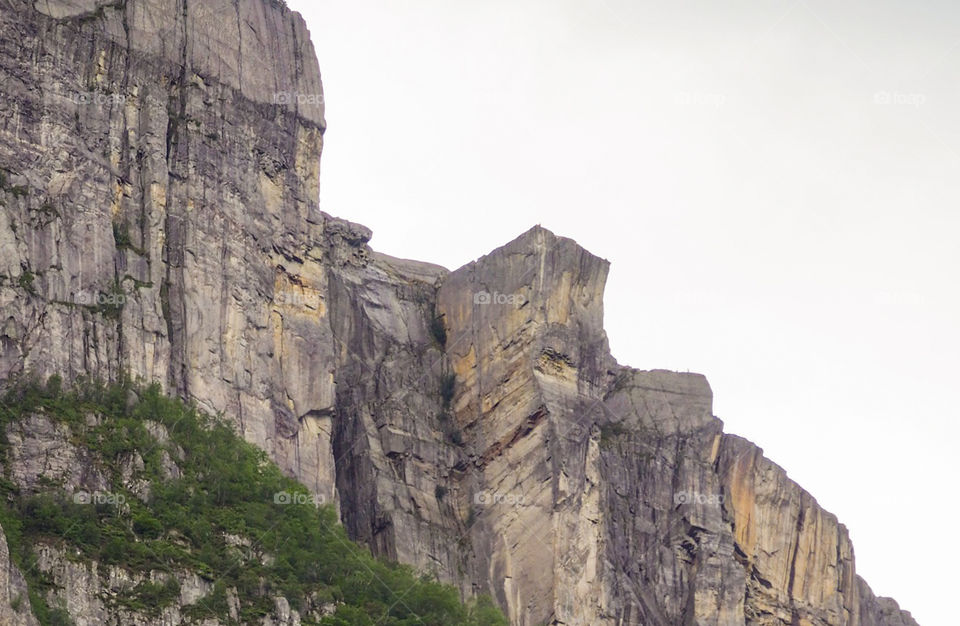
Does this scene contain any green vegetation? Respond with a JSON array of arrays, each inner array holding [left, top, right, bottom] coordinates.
[[440, 373, 456, 407], [29, 203, 60, 229], [429, 313, 447, 347], [0, 376, 507, 625], [447, 429, 464, 447], [94, 280, 126, 320], [437, 375, 465, 447], [112, 219, 147, 256], [112, 220, 132, 249], [122, 274, 153, 291], [76, 3, 121, 24], [0, 169, 29, 198], [599, 421, 630, 447], [17, 270, 37, 295]]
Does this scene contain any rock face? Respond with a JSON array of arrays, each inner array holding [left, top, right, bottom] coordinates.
[[0, 1, 918, 625], [0, 411, 323, 625], [433, 233, 917, 626], [0, 0, 336, 507], [0, 523, 38, 626]]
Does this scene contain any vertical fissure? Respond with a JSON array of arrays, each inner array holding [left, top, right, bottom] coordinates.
[[161, 0, 191, 396]]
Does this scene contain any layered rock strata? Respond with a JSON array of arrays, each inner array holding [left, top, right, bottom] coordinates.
[[0, 1, 918, 624]]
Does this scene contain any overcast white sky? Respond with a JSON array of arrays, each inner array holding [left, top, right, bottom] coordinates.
[[290, 1, 957, 623]]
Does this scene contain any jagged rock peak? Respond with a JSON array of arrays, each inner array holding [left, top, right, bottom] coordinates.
[[0, 1, 920, 624]]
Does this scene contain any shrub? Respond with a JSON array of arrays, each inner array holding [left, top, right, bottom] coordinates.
[[123, 578, 181, 613], [0, 378, 508, 625], [599, 421, 630, 447], [429, 313, 447, 346], [440, 373, 456, 407], [17, 270, 36, 295], [112, 220, 131, 249]]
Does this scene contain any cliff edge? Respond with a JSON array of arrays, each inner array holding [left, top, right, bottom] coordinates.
[[0, 1, 917, 624]]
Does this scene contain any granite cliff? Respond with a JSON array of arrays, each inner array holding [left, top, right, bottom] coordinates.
[[0, 0, 918, 624]]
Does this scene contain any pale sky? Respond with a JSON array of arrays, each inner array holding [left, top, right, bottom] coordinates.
[[289, 1, 958, 623]]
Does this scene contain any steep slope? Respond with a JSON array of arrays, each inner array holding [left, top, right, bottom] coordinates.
[[0, 0, 336, 504], [0, 379, 507, 625], [0, 1, 918, 624], [433, 229, 917, 626]]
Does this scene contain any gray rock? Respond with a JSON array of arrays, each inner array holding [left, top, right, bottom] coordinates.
[[0, 523, 39, 626], [6, 414, 110, 495], [0, 1, 918, 625]]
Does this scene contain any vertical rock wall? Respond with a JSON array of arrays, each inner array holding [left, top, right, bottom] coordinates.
[[0, 0, 336, 503], [0, 523, 38, 626], [436, 226, 616, 623], [0, 2, 919, 624], [434, 228, 916, 626]]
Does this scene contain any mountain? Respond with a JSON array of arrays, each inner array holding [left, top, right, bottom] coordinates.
[[0, 0, 917, 624]]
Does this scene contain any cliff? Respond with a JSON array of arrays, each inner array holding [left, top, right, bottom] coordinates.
[[0, 0, 918, 624]]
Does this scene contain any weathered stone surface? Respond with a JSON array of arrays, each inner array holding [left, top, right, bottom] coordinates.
[[0, 408, 323, 626], [856, 577, 919, 626], [6, 413, 110, 495], [326, 223, 461, 580], [31, 0, 326, 127], [0, 1, 918, 625], [0, 523, 38, 626], [434, 226, 617, 624], [0, 0, 335, 508], [33, 540, 307, 626]]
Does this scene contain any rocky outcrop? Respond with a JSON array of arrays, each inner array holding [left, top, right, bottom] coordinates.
[[0, 523, 38, 626], [25, 531, 306, 626], [0, 410, 331, 625], [0, 0, 918, 624], [432, 230, 918, 626], [0, 0, 336, 507], [435, 226, 616, 622], [856, 577, 918, 626]]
